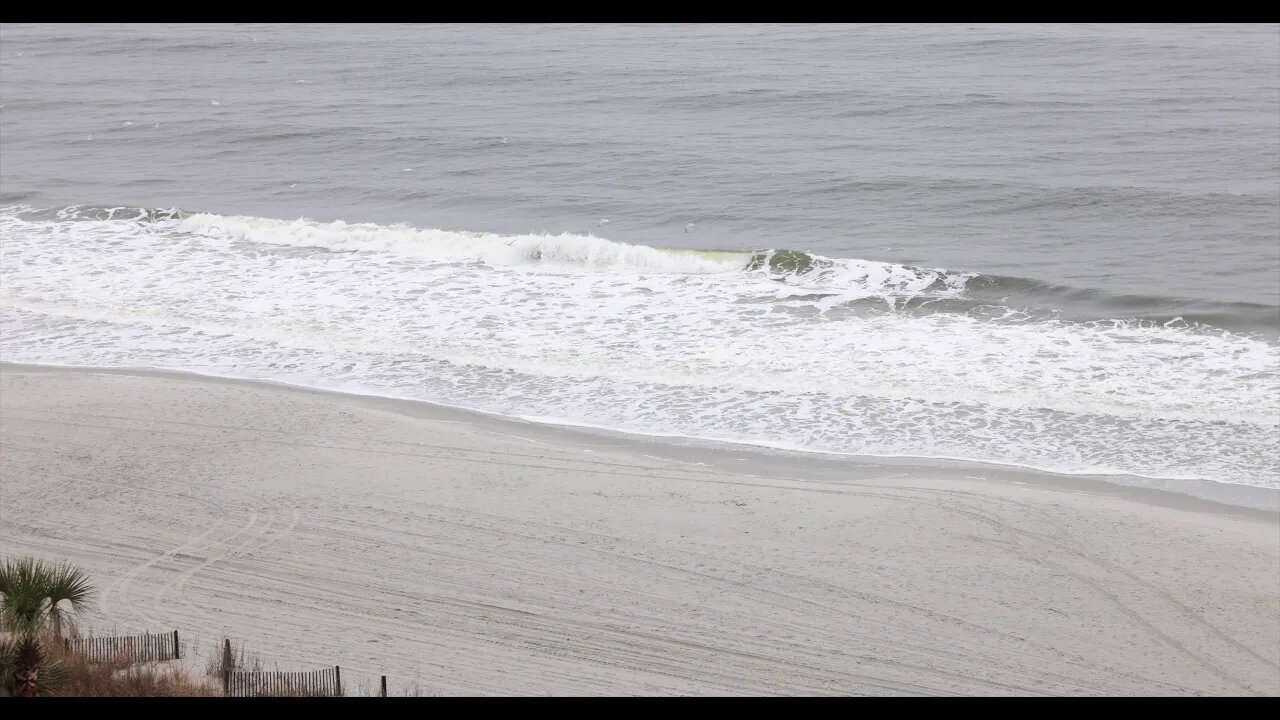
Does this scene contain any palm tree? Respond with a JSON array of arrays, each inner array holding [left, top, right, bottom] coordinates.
[[0, 557, 93, 697]]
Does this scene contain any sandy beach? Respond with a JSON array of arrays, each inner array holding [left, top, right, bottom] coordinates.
[[0, 364, 1276, 696]]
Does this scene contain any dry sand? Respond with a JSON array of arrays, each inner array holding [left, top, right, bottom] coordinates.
[[1, 365, 1276, 696]]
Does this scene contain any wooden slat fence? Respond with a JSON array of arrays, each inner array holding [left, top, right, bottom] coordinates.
[[224, 666, 343, 697], [64, 630, 181, 663]]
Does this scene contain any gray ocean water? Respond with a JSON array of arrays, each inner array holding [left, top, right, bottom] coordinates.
[[2, 24, 1278, 499]]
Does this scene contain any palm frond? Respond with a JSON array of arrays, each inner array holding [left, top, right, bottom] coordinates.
[[0, 635, 17, 696], [44, 563, 94, 635], [34, 651, 67, 697], [0, 557, 94, 638], [0, 574, 49, 637], [44, 563, 93, 610]]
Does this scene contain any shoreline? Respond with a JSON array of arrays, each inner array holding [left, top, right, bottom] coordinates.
[[2, 364, 1277, 695], [4, 361, 1276, 516]]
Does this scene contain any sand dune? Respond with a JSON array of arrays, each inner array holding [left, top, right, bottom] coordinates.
[[1, 366, 1276, 696]]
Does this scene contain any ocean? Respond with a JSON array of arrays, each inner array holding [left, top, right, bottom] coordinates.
[[1, 23, 1277, 497]]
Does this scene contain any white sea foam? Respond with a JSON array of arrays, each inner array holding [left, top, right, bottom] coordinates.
[[2, 205, 1277, 488]]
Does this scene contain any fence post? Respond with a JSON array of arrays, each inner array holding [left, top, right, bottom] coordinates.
[[334, 666, 342, 697], [173, 630, 180, 660], [381, 675, 387, 697], [222, 639, 232, 696]]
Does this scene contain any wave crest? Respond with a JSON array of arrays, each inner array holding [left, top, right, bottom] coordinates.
[[171, 210, 975, 296]]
